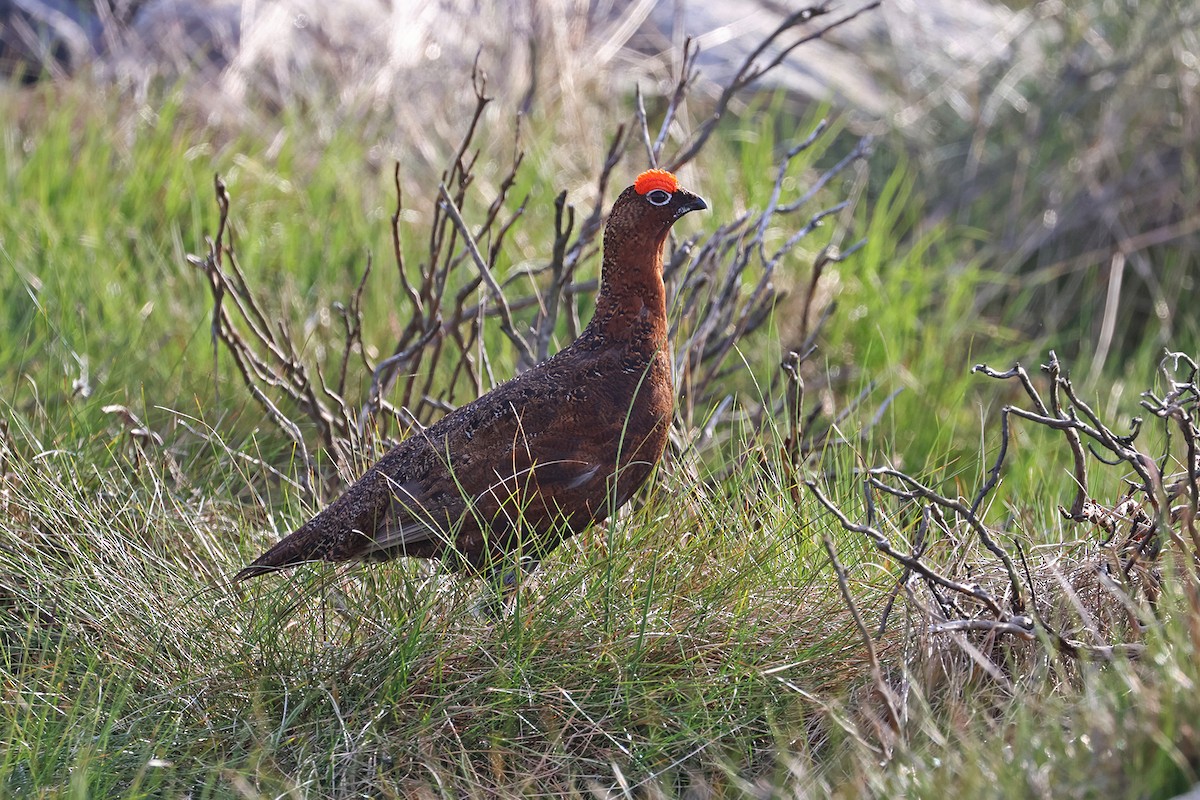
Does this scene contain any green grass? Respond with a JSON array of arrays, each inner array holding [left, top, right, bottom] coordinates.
[[2, 64, 1199, 798]]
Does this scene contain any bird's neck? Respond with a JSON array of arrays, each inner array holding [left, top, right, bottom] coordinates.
[[589, 235, 668, 347]]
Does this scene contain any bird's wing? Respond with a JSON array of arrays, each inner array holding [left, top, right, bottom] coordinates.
[[362, 384, 616, 555], [364, 473, 464, 555]]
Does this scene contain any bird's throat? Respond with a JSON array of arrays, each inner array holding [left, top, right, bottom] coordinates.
[[591, 245, 668, 346]]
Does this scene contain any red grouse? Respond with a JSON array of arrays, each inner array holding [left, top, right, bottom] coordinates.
[[234, 169, 706, 582]]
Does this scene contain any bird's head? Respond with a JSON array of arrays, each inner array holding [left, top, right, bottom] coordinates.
[[592, 169, 707, 332], [606, 169, 708, 247]]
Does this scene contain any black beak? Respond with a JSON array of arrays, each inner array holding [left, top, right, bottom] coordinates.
[[674, 192, 708, 218]]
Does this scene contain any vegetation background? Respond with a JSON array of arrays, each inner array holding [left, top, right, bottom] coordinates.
[[1, 0, 1198, 797]]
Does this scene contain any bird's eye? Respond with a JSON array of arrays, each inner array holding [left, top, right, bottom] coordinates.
[[645, 189, 672, 206]]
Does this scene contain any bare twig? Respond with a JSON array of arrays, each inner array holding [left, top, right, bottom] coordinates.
[[437, 183, 535, 367], [805, 479, 1009, 618], [823, 532, 902, 743], [666, 2, 883, 172]]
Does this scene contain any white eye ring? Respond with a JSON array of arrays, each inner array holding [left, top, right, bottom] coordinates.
[[645, 189, 672, 206]]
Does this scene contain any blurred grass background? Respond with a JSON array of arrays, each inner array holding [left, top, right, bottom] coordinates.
[[1, 0, 1198, 797]]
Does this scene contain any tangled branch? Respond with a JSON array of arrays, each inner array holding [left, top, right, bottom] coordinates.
[[810, 350, 1200, 681]]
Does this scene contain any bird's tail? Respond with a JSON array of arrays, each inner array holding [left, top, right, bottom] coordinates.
[[233, 520, 328, 582]]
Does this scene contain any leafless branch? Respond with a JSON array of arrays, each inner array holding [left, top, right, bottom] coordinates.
[[666, 2, 883, 172], [809, 350, 1198, 685]]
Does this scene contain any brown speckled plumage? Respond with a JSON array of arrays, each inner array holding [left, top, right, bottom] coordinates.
[[234, 171, 707, 581]]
